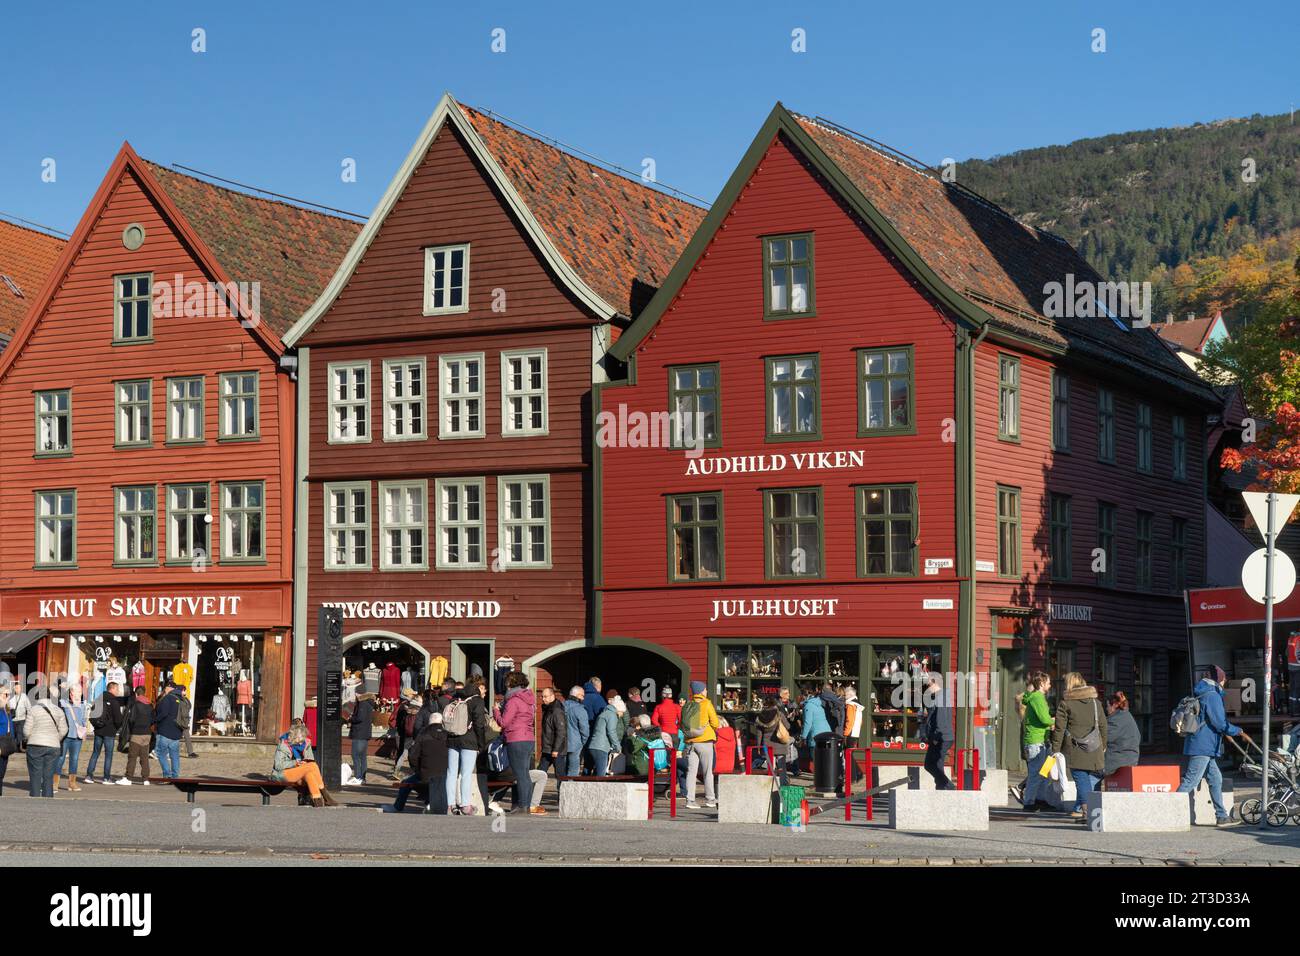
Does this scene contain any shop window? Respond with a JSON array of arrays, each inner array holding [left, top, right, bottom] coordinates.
[[379, 480, 427, 570], [1136, 402, 1153, 474], [115, 379, 152, 447], [997, 355, 1020, 441], [439, 353, 484, 438], [166, 376, 204, 443], [997, 485, 1021, 577], [667, 492, 722, 581], [866, 643, 943, 751], [765, 355, 819, 440], [1133, 654, 1154, 744], [1051, 370, 1069, 451], [192, 632, 261, 738], [717, 643, 784, 714], [219, 371, 259, 440], [167, 483, 209, 563], [35, 389, 71, 456], [115, 485, 157, 565], [384, 357, 426, 441], [1136, 510, 1154, 589], [668, 363, 720, 449], [763, 233, 814, 317], [1097, 387, 1115, 463], [1172, 415, 1187, 480], [221, 481, 264, 563], [856, 484, 916, 576], [858, 347, 913, 435], [1094, 647, 1118, 701], [1045, 643, 1075, 710], [1050, 493, 1072, 582], [325, 482, 370, 569], [1170, 516, 1187, 592], [35, 489, 76, 567], [501, 349, 547, 436], [423, 243, 469, 315], [328, 362, 369, 443], [114, 273, 152, 342], [498, 475, 550, 568], [764, 486, 822, 579], [435, 477, 485, 570], [1096, 502, 1116, 586]]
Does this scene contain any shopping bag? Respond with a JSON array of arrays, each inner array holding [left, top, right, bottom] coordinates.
[[1038, 753, 1056, 778]]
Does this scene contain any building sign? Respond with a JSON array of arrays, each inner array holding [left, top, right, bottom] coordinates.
[[685, 449, 865, 477], [975, 560, 996, 573], [710, 598, 840, 622], [923, 599, 954, 610], [38, 595, 245, 619], [322, 599, 501, 621], [1045, 603, 1093, 622], [1186, 585, 1300, 627], [2, 587, 287, 628]]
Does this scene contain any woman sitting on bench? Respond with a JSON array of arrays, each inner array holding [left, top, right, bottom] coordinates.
[[272, 723, 337, 808]]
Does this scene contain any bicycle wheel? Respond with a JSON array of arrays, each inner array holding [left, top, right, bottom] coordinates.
[[1266, 801, 1290, 827], [1240, 798, 1262, 824]]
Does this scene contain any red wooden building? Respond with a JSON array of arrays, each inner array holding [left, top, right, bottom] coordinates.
[[0, 145, 358, 739], [284, 95, 703, 712], [597, 105, 1220, 768]]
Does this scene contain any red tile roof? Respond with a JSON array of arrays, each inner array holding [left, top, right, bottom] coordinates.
[[0, 219, 66, 339], [1154, 315, 1221, 353], [794, 116, 1212, 397], [458, 104, 707, 319], [146, 163, 362, 338]]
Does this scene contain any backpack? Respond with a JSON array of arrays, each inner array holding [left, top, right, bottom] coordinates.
[[1170, 694, 1203, 737], [1068, 699, 1103, 753], [442, 698, 471, 737], [487, 734, 509, 772], [680, 699, 704, 738]]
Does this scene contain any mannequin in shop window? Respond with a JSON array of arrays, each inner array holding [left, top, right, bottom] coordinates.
[[236, 669, 253, 735], [363, 663, 381, 697], [211, 687, 231, 725], [105, 657, 126, 692], [130, 662, 146, 694], [380, 662, 401, 700]]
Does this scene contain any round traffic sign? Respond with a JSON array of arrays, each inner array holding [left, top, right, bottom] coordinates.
[[1242, 548, 1297, 604]]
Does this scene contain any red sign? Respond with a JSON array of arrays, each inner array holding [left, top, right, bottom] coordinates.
[[1186, 586, 1300, 627], [1, 584, 289, 629]]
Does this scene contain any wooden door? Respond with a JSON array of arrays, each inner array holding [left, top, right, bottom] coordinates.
[[997, 649, 1026, 774], [256, 632, 286, 740]]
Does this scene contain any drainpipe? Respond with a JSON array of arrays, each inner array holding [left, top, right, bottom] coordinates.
[[963, 323, 989, 765]]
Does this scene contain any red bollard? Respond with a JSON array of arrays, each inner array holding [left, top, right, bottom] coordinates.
[[744, 746, 775, 776]]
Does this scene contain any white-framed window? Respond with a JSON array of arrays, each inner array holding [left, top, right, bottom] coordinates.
[[115, 485, 157, 565], [501, 348, 548, 436], [436, 478, 486, 570], [498, 474, 550, 569], [423, 244, 470, 315], [35, 490, 76, 567], [221, 481, 264, 562], [379, 481, 427, 570], [167, 483, 209, 563], [220, 371, 259, 439], [114, 273, 152, 342], [115, 380, 152, 447], [324, 482, 370, 569], [35, 389, 72, 455], [383, 358, 426, 441], [328, 361, 370, 443], [439, 353, 484, 439], [167, 377, 204, 443]]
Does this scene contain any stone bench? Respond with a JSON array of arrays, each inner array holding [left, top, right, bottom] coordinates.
[[558, 780, 649, 821], [889, 788, 989, 831], [873, 765, 1008, 805], [1190, 779, 1234, 826], [717, 774, 777, 824], [1084, 792, 1190, 832]]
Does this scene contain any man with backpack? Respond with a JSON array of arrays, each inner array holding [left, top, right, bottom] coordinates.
[[682, 680, 720, 809], [1175, 665, 1249, 827]]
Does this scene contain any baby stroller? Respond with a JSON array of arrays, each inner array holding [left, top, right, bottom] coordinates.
[[1227, 735, 1300, 826]]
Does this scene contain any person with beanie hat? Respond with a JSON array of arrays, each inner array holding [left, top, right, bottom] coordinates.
[[682, 680, 720, 809], [1176, 665, 1249, 827]]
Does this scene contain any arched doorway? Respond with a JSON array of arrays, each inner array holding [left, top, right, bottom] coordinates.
[[524, 639, 690, 708], [342, 630, 431, 699]]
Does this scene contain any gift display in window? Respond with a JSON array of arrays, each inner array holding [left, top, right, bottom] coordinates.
[[868, 643, 943, 751], [797, 646, 824, 679], [722, 648, 748, 678]]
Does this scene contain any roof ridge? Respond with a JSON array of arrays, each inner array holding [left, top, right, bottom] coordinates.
[[0, 215, 69, 244], [142, 160, 364, 226]]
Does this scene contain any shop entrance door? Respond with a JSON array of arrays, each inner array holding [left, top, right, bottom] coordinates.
[[996, 648, 1026, 774], [452, 640, 493, 707]]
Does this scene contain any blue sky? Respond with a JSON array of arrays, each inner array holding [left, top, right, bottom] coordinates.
[[3, 0, 1297, 234]]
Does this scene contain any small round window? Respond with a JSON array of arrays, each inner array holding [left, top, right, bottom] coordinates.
[[122, 223, 146, 251]]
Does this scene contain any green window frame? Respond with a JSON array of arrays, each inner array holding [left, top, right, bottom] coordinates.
[[114, 484, 157, 567], [166, 376, 204, 444], [219, 371, 259, 441], [667, 492, 723, 582], [863, 641, 945, 749], [762, 233, 814, 318], [1170, 516, 1187, 592], [1097, 501, 1116, 586], [498, 474, 551, 569], [764, 486, 823, 579], [324, 482, 371, 570], [996, 485, 1021, 577], [1051, 370, 1069, 452], [221, 481, 266, 564], [35, 489, 77, 568], [114, 379, 152, 448], [1094, 646, 1119, 701], [1097, 387, 1116, 463], [1050, 493, 1072, 582], [1136, 402, 1153, 474], [858, 346, 914, 435], [1172, 414, 1187, 480], [35, 389, 72, 457], [167, 483, 210, 565], [1133, 654, 1155, 744], [113, 273, 152, 343], [668, 363, 721, 449], [765, 354, 820, 441], [1136, 510, 1154, 589], [1045, 642, 1076, 711], [998, 355, 1020, 441], [856, 484, 917, 577]]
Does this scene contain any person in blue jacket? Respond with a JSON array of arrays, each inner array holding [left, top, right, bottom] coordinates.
[[801, 692, 832, 742], [0, 681, 13, 796], [563, 686, 591, 780], [1176, 666, 1250, 827]]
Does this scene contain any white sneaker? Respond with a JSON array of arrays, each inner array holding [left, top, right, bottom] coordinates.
[[116, 778, 131, 786], [142, 780, 150, 786], [686, 801, 701, 809], [488, 801, 504, 814], [83, 777, 94, 784], [705, 800, 718, 808]]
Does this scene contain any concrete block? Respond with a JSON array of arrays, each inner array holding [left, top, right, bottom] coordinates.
[[1084, 792, 1190, 832], [558, 780, 649, 821], [889, 788, 989, 831], [967, 767, 1008, 806], [717, 774, 777, 824], [1044, 779, 1077, 810], [1190, 779, 1234, 826]]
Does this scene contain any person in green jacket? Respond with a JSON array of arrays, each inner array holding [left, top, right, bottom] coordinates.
[[1017, 672, 1055, 811]]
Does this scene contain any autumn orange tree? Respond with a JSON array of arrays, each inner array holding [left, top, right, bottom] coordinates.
[[1219, 311, 1300, 495]]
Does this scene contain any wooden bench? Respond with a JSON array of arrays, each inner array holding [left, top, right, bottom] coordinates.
[[154, 776, 303, 806]]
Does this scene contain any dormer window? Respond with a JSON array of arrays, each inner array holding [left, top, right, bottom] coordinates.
[[763, 234, 814, 318], [423, 244, 469, 315]]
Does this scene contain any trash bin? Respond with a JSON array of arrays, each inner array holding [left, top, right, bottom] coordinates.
[[813, 733, 843, 792]]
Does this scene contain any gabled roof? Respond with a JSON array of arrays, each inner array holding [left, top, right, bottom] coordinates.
[[283, 93, 705, 346], [1154, 314, 1226, 354], [611, 104, 1218, 404], [0, 219, 66, 338]]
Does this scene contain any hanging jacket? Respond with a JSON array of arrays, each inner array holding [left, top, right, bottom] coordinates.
[[1050, 685, 1107, 773], [1182, 678, 1242, 758], [590, 705, 623, 753], [564, 698, 590, 753], [651, 699, 682, 736], [540, 698, 568, 756], [801, 696, 832, 741], [494, 688, 536, 744]]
